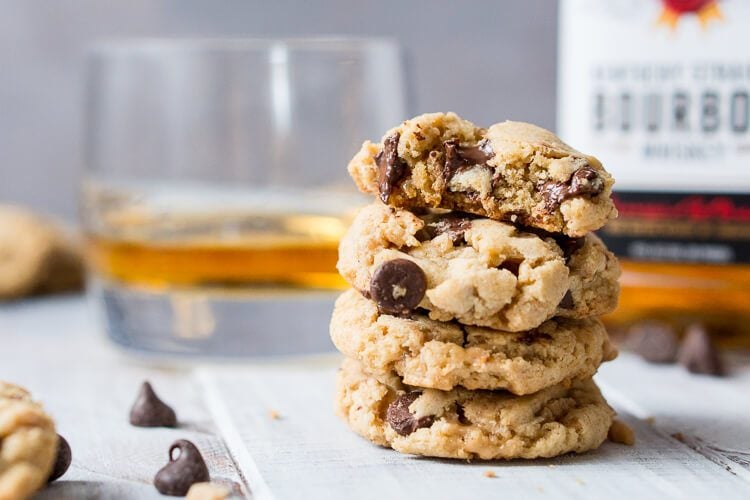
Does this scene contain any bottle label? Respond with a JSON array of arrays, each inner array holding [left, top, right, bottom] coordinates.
[[558, 0, 750, 264]]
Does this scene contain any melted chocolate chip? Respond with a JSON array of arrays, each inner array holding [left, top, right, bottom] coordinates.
[[558, 290, 575, 309], [517, 330, 553, 345], [129, 381, 177, 428], [48, 434, 71, 483], [677, 324, 725, 376], [386, 392, 434, 436], [624, 322, 679, 364], [154, 440, 210, 496], [443, 138, 495, 180], [375, 133, 408, 204], [554, 235, 586, 260], [417, 213, 475, 244], [370, 259, 427, 316], [539, 166, 604, 211]]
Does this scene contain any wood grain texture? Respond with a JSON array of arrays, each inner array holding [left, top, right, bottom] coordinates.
[[2, 298, 749, 499]]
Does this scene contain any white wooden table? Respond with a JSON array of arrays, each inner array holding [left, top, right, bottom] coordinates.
[[2, 296, 749, 499]]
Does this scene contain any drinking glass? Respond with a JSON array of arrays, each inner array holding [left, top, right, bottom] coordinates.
[[81, 38, 407, 356]]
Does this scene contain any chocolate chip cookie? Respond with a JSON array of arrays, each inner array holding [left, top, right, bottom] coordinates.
[[335, 358, 614, 460], [348, 113, 617, 237], [0, 382, 58, 500], [337, 203, 619, 331], [0, 205, 84, 300], [331, 289, 617, 393]]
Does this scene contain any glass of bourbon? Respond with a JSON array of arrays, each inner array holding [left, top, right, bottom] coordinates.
[[81, 38, 406, 356]]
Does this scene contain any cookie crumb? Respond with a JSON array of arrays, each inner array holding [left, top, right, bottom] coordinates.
[[268, 409, 281, 420], [186, 482, 229, 500], [671, 432, 686, 443], [608, 419, 635, 446], [537, 486, 545, 493], [645, 416, 656, 425], [547, 464, 557, 468], [483, 470, 497, 478], [575, 478, 586, 486]]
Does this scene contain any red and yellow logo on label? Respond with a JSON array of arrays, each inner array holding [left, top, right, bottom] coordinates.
[[658, 0, 722, 29]]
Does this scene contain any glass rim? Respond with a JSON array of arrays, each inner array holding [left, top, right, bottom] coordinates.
[[88, 36, 400, 57]]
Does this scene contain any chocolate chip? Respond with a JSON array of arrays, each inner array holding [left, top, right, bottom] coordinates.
[[539, 166, 604, 211], [386, 392, 434, 436], [498, 258, 522, 276], [48, 434, 71, 482], [517, 330, 553, 345], [456, 404, 470, 425], [375, 133, 408, 204], [154, 440, 210, 496], [624, 321, 679, 363], [554, 235, 586, 260], [677, 324, 725, 376], [129, 381, 177, 428], [370, 259, 427, 316], [417, 213, 475, 244], [443, 138, 494, 180], [558, 290, 575, 309]]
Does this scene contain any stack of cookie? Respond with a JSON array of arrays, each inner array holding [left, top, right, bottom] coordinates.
[[332, 113, 622, 460]]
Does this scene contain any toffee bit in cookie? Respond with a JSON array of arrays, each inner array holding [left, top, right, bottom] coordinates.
[[370, 259, 426, 316], [623, 321, 679, 364], [154, 440, 210, 496], [540, 166, 604, 211], [386, 392, 434, 436], [129, 381, 178, 428], [608, 420, 635, 446], [558, 290, 575, 309], [443, 138, 495, 180], [677, 324, 725, 376], [48, 434, 72, 482], [375, 133, 408, 203]]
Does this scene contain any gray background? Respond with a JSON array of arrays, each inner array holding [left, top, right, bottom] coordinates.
[[0, 0, 558, 219]]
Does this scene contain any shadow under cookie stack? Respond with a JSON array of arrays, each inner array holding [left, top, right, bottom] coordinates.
[[331, 113, 623, 460]]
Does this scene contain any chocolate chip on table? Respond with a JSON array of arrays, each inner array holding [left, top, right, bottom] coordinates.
[[48, 434, 72, 482], [154, 440, 210, 496], [677, 324, 725, 376], [370, 259, 427, 316], [386, 392, 434, 436], [375, 133, 408, 204], [129, 381, 177, 428], [539, 166, 604, 211], [443, 138, 495, 180], [623, 321, 679, 364], [558, 290, 575, 309]]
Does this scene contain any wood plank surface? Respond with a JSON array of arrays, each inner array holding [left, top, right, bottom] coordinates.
[[3, 297, 749, 499]]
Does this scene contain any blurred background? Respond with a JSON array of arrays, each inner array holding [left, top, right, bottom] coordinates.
[[0, 0, 557, 220]]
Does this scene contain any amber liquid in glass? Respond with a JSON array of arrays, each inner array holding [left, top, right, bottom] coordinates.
[[87, 211, 350, 291]]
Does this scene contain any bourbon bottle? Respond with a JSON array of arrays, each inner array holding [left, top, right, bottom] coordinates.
[[558, 0, 750, 347]]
